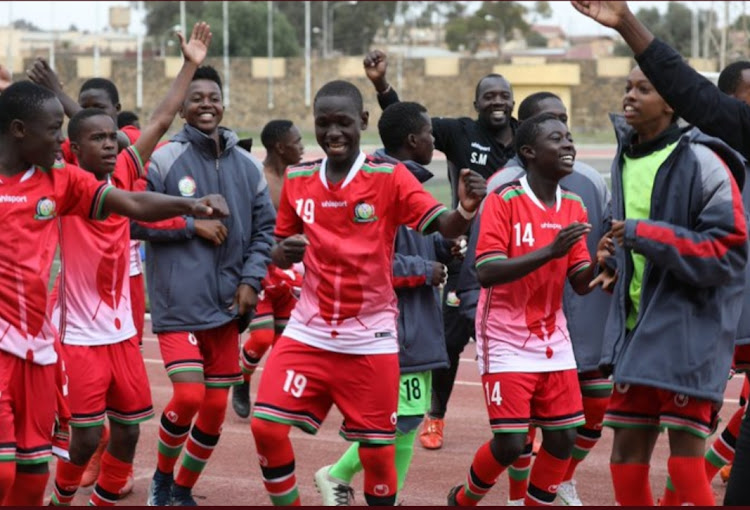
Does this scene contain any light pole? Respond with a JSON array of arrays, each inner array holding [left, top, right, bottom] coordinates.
[[484, 14, 505, 57], [180, 1, 186, 41], [223, 0, 230, 108], [48, 1, 55, 70], [322, 1, 328, 58], [305, 1, 311, 106], [6, 1, 12, 78], [329, 1, 357, 57], [267, 0, 274, 109]]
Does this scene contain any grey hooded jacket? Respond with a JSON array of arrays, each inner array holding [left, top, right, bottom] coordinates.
[[603, 116, 748, 402], [131, 124, 276, 333]]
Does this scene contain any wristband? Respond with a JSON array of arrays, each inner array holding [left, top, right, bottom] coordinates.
[[378, 84, 392, 95], [457, 203, 477, 220]]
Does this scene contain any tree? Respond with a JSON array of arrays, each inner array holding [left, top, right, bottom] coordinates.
[[622, 2, 713, 57], [277, 1, 397, 56], [12, 19, 41, 32], [202, 2, 300, 58], [142, 1, 300, 58], [444, 1, 529, 54], [530, 1, 553, 23], [143, 1, 205, 40], [526, 31, 549, 48]]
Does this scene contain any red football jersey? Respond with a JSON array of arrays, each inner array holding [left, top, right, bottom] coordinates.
[[475, 176, 591, 374], [275, 152, 447, 354], [53, 147, 145, 346], [0, 162, 112, 365]]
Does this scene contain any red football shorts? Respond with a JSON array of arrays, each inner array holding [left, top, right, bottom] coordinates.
[[481, 369, 585, 434], [158, 320, 243, 387], [604, 383, 719, 438], [0, 350, 57, 465], [735, 344, 750, 372], [250, 265, 302, 336], [252, 336, 399, 444], [63, 337, 153, 427]]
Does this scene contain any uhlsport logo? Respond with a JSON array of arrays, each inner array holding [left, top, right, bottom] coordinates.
[[178, 176, 197, 197], [353, 201, 377, 223], [34, 197, 56, 220]]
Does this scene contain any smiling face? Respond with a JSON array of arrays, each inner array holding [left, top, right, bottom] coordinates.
[[17, 97, 66, 171], [314, 95, 368, 172], [71, 114, 119, 179], [474, 75, 514, 132], [622, 67, 674, 141], [181, 79, 224, 136], [523, 119, 576, 180]]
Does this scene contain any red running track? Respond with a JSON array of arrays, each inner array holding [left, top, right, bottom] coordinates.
[[50, 321, 742, 506]]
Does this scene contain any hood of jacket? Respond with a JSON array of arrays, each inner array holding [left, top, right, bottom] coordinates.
[[373, 148, 434, 184], [610, 113, 747, 191], [172, 124, 240, 158]]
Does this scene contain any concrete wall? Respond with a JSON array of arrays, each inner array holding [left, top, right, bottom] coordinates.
[[27, 53, 694, 138]]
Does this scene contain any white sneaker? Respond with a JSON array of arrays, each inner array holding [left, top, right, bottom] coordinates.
[[507, 498, 525, 506], [314, 465, 355, 506], [557, 480, 583, 506]]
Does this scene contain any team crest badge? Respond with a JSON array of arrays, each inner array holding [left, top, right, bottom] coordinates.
[[178, 176, 197, 197], [615, 383, 630, 394], [34, 197, 56, 220], [674, 394, 689, 408], [353, 201, 377, 223]]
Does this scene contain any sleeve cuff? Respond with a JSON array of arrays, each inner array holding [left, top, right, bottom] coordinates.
[[423, 259, 433, 286], [185, 216, 196, 238], [624, 219, 639, 248], [241, 277, 262, 293]]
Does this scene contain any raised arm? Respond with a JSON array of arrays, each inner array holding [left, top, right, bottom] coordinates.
[[572, 0, 750, 158], [26, 57, 81, 119], [426, 169, 487, 238], [363, 49, 400, 110], [134, 22, 212, 164]]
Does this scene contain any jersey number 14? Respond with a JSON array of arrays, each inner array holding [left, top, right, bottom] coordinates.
[[513, 222, 535, 247]]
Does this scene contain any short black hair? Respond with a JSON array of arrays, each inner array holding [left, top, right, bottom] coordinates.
[[192, 65, 223, 92], [80, 78, 120, 105], [117, 110, 139, 129], [261, 120, 294, 152], [518, 92, 561, 122], [314, 80, 363, 112], [68, 108, 112, 142], [514, 111, 564, 166], [0, 81, 57, 134], [378, 101, 429, 153], [718, 61, 750, 95], [474, 73, 507, 100]]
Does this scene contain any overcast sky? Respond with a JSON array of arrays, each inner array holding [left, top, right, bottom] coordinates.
[[0, 1, 740, 38]]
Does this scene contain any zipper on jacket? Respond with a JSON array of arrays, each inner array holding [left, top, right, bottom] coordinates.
[[613, 138, 684, 366]]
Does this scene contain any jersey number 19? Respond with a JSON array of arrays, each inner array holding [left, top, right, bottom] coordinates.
[[295, 199, 315, 224]]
